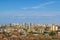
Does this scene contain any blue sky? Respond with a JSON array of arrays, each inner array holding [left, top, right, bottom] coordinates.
[[0, 0, 60, 24]]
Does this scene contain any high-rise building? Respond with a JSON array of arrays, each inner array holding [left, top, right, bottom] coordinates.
[[51, 24, 58, 31]]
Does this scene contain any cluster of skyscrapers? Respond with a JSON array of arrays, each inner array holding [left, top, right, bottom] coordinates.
[[0, 23, 60, 34]]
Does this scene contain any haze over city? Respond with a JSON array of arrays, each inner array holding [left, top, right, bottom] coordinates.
[[0, 0, 60, 24]]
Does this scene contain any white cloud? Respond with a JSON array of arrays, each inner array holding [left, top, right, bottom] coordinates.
[[32, 1, 55, 9], [21, 1, 55, 9]]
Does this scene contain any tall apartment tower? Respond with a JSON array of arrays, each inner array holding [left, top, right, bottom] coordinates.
[[51, 24, 58, 31], [24, 23, 27, 29], [29, 23, 32, 29], [27, 23, 32, 32]]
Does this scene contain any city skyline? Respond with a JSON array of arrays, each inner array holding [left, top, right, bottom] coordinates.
[[0, 0, 60, 24]]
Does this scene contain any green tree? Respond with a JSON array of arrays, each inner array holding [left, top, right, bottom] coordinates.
[[49, 31, 56, 36]]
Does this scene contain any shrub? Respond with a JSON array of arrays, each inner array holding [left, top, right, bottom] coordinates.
[[49, 31, 56, 36]]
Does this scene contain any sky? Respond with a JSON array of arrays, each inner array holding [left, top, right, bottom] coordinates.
[[0, 0, 60, 24]]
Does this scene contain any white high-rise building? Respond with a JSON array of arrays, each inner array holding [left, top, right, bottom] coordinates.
[[51, 25, 58, 31]]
